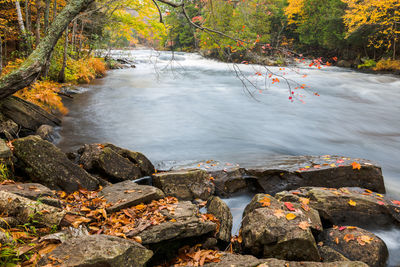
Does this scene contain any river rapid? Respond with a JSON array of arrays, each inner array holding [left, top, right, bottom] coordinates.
[[57, 49, 400, 265]]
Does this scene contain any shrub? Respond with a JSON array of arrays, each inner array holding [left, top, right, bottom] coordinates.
[[65, 57, 106, 84], [374, 59, 400, 72], [357, 58, 377, 69]]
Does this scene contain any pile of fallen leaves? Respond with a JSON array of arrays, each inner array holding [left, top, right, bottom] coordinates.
[[162, 244, 222, 266]]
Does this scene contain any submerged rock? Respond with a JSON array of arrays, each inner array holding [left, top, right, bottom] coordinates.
[[241, 194, 322, 260], [13, 136, 99, 192], [321, 227, 388, 267], [275, 187, 400, 227], [78, 143, 154, 183], [99, 180, 164, 212], [206, 196, 233, 243], [38, 235, 153, 267], [152, 169, 214, 200]]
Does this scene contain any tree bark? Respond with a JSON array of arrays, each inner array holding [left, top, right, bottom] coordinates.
[[0, 0, 95, 100], [58, 27, 68, 83], [71, 19, 77, 53], [78, 20, 85, 58], [0, 35, 2, 76], [16, 0, 26, 34], [44, 0, 51, 33], [53, 0, 57, 20], [35, 0, 42, 46], [25, 0, 31, 32]]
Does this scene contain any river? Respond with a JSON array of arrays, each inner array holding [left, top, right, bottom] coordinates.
[[57, 49, 400, 265]]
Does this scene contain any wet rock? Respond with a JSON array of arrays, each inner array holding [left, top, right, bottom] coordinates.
[[245, 155, 385, 194], [0, 96, 60, 135], [99, 180, 165, 212], [209, 167, 248, 196], [0, 114, 18, 140], [337, 60, 352, 68], [319, 245, 350, 262], [0, 183, 61, 207], [38, 235, 153, 267], [204, 253, 264, 267], [275, 187, 400, 227], [78, 143, 154, 183], [138, 201, 217, 245], [152, 169, 214, 200], [206, 196, 233, 243], [36, 124, 56, 142], [241, 194, 322, 260], [13, 136, 99, 192], [258, 258, 368, 267], [321, 227, 388, 267]]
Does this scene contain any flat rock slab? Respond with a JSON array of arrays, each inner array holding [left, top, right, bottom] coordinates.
[[12, 136, 99, 193], [204, 253, 264, 267], [38, 235, 153, 267], [258, 258, 368, 267], [321, 227, 388, 267], [99, 180, 165, 212], [275, 187, 400, 228], [241, 194, 322, 260], [138, 201, 217, 245], [152, 169, 215, 200], [0, 183, 61, 207]]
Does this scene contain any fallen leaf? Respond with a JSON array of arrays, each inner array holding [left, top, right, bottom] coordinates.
[[339, 226, 347, 231], [258, 196, 271, 207], [284, 202, 296, 211], [348, 199, 357, 206], [299, 197, 310, 205], [377, 201, 385, 206], [335, 237, 339, 244], [392, 200, 400, 206], [343, 234, 355, 242], [133, 236, 142, 243], [298, 221, 310, 230], [273, 209, 285, 219], [351, 162, 361, 170], [357, 235, 373, 245], [286, 213, 296, 220]]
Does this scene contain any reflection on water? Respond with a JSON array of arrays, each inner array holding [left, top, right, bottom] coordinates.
[[57, 49, 400, 265]]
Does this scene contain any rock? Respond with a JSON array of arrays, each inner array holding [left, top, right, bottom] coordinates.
[[206, 196, 233, 243], [0, 231, 14, 244], [0, 96, 61, 135], [209, 156, 384, 196], [258, 258, 368, 267], [204, 253, 264, 267], [241, 194, 322, 260], [337, 60, 352, 68], [275, 187, 400, 227], [0, 138, 12, 158], [0, 114, 18, 140], [138, 201, 217, 245], [0, 183, 61, 207], [0, 190, 66, 227], [99, 180, 165, 213], [0, 139, 13, 179], [152, 169, 215, 200], [38, 235, 153, 267], [40, 226, 89, 243], [319, 246, 350, 262], [36, 124, 56, 142], [321, 227, 388, 267], [0, 216, 18, 228], [12, 136, 99, 192], [78, 143, 154, 183]]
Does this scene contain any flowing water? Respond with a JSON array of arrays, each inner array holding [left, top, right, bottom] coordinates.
[[57, 49, 400, 265]]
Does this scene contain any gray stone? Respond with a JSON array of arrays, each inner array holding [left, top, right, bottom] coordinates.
[[204, 253, 264, 267], [206, 196, 233, 243], [36, 124, 55, 142], [99, 180, 164, 212], [0, 183, 61, 207], [0, 139, 12, 158], [319, 246, 350, 262], [13, 136, 99, 192], [138, 201, 217, 245], [152, 169, 215, 200], [275, 187, 400, 227], [38, 235, 153, 267], [258, 258, 368, 267], [322, 227, 388, 267]]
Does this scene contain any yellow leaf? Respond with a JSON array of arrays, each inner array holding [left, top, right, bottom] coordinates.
[[286, 213, 297, 220], [348, 199, 357, 206]]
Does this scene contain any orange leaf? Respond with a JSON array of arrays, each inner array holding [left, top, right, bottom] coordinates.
[[343, 234, 355, 242], [357, 235, 373, 245], [351, 162, 361, 170], [258, 196, 271, 207], [298, 221, 310, 230], [284, 202, 296, 211]]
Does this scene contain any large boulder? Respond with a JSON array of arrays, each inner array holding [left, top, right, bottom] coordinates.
[[240, 194, 322, 260], [0, 96, 61, 135], [138, 201, 217, 245], [152, 169, 215, 200], [318, 245, 350, 262], [99, 180, 165, 213], [275, 187, 400, 227], [206, 196, 233, 243], [258, 258, 368, 267], [78, 143, 154, 183], [38, 235, 153, 267], [321, 227, 388, 267], [12, 136, 99, 192], [0, 182, 61, 207]]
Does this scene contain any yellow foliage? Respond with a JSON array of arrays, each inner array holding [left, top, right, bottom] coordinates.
[[285, 0, 306, 25], [66, 57, 106, 84], [374, 59, 400, 71], [14, 81, 68, 115], [1, 58, 25, 76]]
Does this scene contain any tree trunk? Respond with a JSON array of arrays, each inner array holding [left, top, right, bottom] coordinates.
[[25, 0, 31, 32], [16, 0, 26, 34], [58, 27, 68, 83], [71, 19, 77, 53], [44, 0, 51, 33], [78, 20, 84, 58], [0, 35, 2, 76], [35, 0, 42, 46], [53, 0, 57, 20], [0, 0, 95, 100]]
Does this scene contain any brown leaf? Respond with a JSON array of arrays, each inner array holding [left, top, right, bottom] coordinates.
[[343, 234, 355, 242], [298, 221, 310, 230]]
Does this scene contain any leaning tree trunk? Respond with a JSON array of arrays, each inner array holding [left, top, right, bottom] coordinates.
[[0, 0, 94, 100]]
